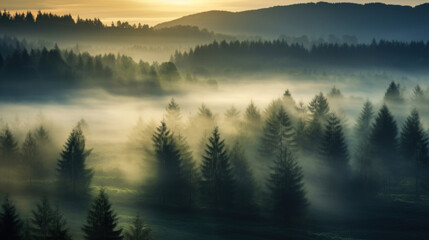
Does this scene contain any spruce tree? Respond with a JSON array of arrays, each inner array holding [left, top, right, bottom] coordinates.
[[176, 134, 200, 207], [31, 197, 53, 240], [320, 114, 350, 188], [124, 216, 153, 240], [412, 85, 425, 103], [0, 128, 19, 179], [267, 147, 307, 219], [57, 126, 93, 200], [151, 122, 185, 206], [229, 141, 256, 210], [400, 109, 429, 199], [200, 127, 235, 209], [224, 106, 240, 121], [49, 206, 71, 240], [384, 81, 403, 103], [0, 196, 22, 240], [306, 93, 329, 151], [165, 98, 182, 132], [370, 104, 398, 192], [82, 189, 123, 240], [21, 132, 38, 182], [354, 100, 374, 144]]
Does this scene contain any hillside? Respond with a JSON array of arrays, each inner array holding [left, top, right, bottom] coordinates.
[[156, 2, 429, 41]]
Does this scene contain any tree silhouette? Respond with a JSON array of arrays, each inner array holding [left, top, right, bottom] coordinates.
[[267, 147, 307, 219], [306, 93, 329, 151], [57, 125, 93, 200], [49, 206, 71, 240], [400, 109, 429, 200], [124, 215, 153, 240], [21, 132, 38, 182], [229, 141, 256, 210], [0, 196, 22, 240], [165, 98, 182, 132], [151, 122, 186, 206], [0, 128, 19, 177], [200, 127, 235, 209], [82, 189, 123, 240], [384, 81, 403, 104], [31, 197, 53, 240], [370, 104, 398, 193]]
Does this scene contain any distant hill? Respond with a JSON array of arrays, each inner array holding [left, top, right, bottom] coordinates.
[[155, 2, 429, 41]]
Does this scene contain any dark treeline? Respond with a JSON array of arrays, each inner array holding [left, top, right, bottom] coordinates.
[[173, 39, 429, 75], [0, 36, 187, 99], [0, 10, 233, 42]]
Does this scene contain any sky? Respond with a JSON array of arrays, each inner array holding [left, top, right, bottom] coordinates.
[[2, 0, 428, 26]]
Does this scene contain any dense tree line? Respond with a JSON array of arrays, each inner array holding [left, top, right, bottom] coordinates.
[[0, 10, 230, 41], [173, 39, 429, 74], [0, 37, 184, 98]]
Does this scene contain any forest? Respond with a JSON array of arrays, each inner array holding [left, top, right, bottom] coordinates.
[[2, 2, 429, 239], [1, 81, 429, 239]]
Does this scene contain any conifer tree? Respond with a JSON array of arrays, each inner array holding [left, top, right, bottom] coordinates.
[[327, 86, 343, 99], [320, 114, 350, 187], [244, 101, 261, 125], [384, 81, 403, 103], [0, 128, 19, 176], [370, 104, 398, 192], [0, 196, 22, 240], [412, 85, 425, 103], [31, 197, 53, 240], [354, 101, 374, 144], [49, 206, 71, 240], [198, 104, 214, 119], [57, 125, 93, 200], [267, 147, 307, 219], [165, 98, 182, 132], [151, 122, 185, 206], [200, 127, 234, 209], [229, 141, 256, 210], [306, 93, 329, 151], [21, 219, 33, 240], [400, 109, 429, 199], [224, 106, 240, 121], [21, 132, 38, 182], [176, 134, 200, 207], [124, 216, 153, 240], [82, 189, 123, 240]]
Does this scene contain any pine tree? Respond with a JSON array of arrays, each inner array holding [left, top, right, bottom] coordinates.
[[200, 127, 235, 209], [176, 134, 200, 207], [31, 197, 53, 240], [400, 109, 429, 199], [0, 128, 19, 179], [320, 114, 350, 188], [370, 104, 398, 192], [57, 126, 93, 200], [82, 189, 123, 240], [267, 147, 307, 219], [327, 86, 343, 99], [151, 122, 185, 206], [165, 98, 182, 133], [198, 104, 213, 119], [224, 106, 240, 121], [384, 81, 403, 103], [259, 106, 295, 158], [412, 85, 425, 103], [354, 101, 374, 144], [21, 132, 38, 182], [0, 196, 22, 240], [49, 206, 71, 240], [306, 93, 329, 151], [34, 126, 49, 144], [229, 141, 256, 210], [124, 216, 153, 240], [244, 101, 261, 124]]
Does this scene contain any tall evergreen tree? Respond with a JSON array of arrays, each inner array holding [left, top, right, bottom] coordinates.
[[165, 98, 182, 132], [49, 206, 71, 240], [354, 101, 374, 144], [176, 134, 200, 207], [384, 81, 403, 103], [21, 132, 38, 182], [306, 93, 329, 151], [0, 128, 19, 174], [31, 197, 53, 240], [151, 122, 185, 206], [124, 216, 153, 240], [370, 104, 399, 192], [320, 114, 350, 188], [57, 126, 93, 200], [82, 189, 123, 240], [224, 106, 240, 121], [267, 147, 307, 219], [400, 109, 429, 199], [200, 127, 235, 209], [0, 196, 22, 240], [412, 85, 425, 103], [229, 141, 256, 210]]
